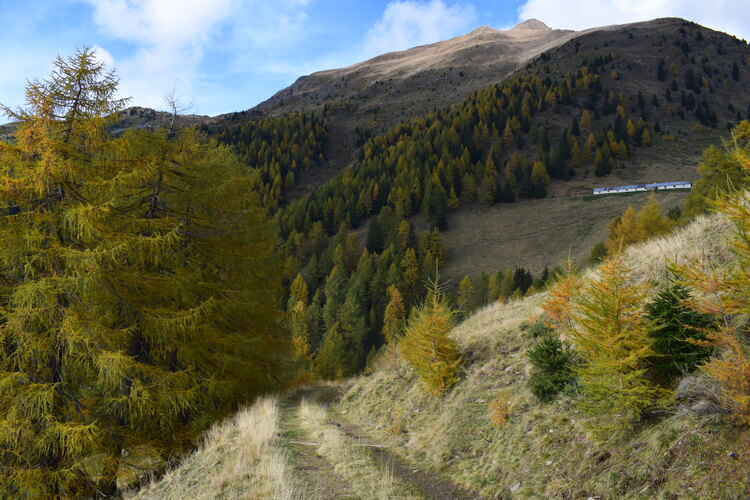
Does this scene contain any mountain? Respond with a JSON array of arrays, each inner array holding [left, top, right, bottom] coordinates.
[[263, 17, 749, 277], [245, 17, 749, 394], [249, 18, 748, 191], [5, 17, 750, 499], [257, 21, 572, 119], [249, 19, 579, 176], [109, 106, 211, 135], [83, 16, 749, 302]]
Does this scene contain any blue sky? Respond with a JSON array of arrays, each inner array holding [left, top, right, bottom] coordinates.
[[1, 0, 748, 117]]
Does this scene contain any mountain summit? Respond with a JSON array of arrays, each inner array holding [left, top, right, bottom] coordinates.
[[511, 18, 551, 31]]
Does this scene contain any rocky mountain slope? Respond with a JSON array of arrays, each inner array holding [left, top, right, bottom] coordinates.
[[255, 19, 576, 126]]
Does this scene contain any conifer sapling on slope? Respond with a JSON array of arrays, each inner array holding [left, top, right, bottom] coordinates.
[[545, 255, 669, 438], [0, 48, 289, 497], [645, 282, 712, 383], [527, 326, 579, 403], [400, 276, 461, 395]]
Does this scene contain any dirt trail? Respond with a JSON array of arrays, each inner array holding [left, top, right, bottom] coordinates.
[[331, 416, 477, 500], [283, 386, 480, 500], [279, 396, 360, 500]]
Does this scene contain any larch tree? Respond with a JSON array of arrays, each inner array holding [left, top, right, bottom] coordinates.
[[605, 205, 643, 253], [567, 256, 668, 438], [400, 277, 461, 395], [382, 285, 406, 344], [0, 48, 290, 497], [678, 128, 750, 425], [684, 121, 750, 217], [636, 192, 673, 237]]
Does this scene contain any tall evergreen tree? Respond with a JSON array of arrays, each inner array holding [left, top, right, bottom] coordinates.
[[0, 49, 289, 496], [366, 215, 385, 253]]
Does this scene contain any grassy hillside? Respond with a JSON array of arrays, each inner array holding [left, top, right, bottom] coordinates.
[[338, 212, 746, 499], [132, 206, 749, 499], [265, 18, 750, 381]]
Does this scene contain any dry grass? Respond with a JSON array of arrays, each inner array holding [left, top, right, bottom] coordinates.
[[439, 190, 690, 283], [297, 400, 421, 500], [126, 212, 746, 499], [621, 212, 734, 285], [128, 397, 302, 500], [338, 211, 750, 498]]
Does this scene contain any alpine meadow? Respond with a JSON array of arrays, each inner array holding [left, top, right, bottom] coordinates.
[[1, 9, 750, 499]]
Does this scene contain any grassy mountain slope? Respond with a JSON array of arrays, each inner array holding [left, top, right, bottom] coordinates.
[[338, 212, 746, 499], [132, 205, 749, 499], [276, 17, 750, 286], [252, 18, 748, 193], [253, 20, 577, 174], [437, 189, 688, 281]]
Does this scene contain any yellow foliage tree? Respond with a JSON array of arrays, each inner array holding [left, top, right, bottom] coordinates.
[[383, 285, 407, 343], [678, 131, 750, 425], [606, 205, 643, 253], [0, 49, 289, 496], [580, 109, 592, 129], [547, 256, 669, 438], [637, 192, 673, 236], [400, 278, 461, 395], [606, 193, 673, 254], [541, 259, 583, 342]]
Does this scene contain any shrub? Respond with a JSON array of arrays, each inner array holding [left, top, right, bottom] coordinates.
[[528, 320, 553, 338], [488, 393, 512, 427], [528, 330, 578, 402], [646, 282, 713, 382]]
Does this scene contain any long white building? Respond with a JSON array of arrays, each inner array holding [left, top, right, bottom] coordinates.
[[592, 181, 692, 195]]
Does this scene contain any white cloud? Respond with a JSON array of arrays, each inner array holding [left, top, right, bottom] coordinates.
[[364, 0, 477, 56], [225, 1, 311, 56], [82, 0, 313, 113], [518, 0, 750, 41], [83, 0, 239, 111], [91, 44, 115, 69], [87, 0, 237, 51]]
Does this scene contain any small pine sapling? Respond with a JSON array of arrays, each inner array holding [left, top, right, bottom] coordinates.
[[645, 282, 713, 383], [528, 329, 579, 402], [400, 276, 462, 395]]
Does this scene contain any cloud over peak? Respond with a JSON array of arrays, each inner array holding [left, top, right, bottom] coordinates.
[[364, 0, 476, 56], [518, 0, 750, 41]]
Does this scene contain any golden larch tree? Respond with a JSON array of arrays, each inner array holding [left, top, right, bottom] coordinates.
[[0, 48, 290, 497], [400, 278, 461, 395]]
